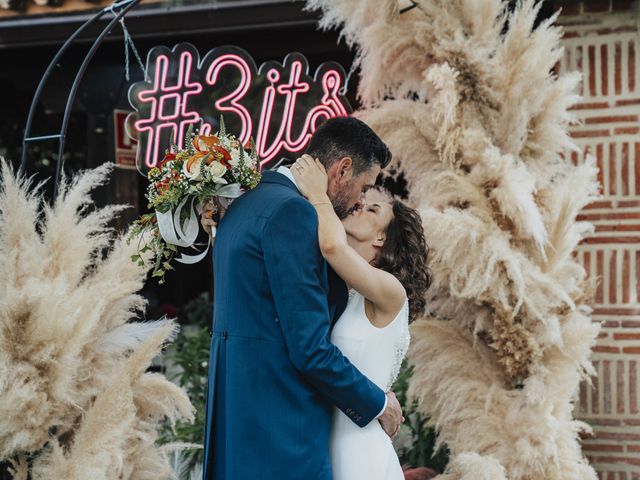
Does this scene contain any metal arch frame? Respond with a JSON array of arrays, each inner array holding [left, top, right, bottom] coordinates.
[[19, 0, 142, 200]]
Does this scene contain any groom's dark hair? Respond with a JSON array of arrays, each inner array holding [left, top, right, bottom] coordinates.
[[305, 117, 391, 175]]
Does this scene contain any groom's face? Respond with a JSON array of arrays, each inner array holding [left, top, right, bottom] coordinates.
[[328, 160, 380, 219]]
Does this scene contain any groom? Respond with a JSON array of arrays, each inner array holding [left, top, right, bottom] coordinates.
[[202, 117, 403, 479]]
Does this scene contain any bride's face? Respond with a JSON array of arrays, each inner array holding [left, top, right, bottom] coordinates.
[[341, 202, 394, 261]]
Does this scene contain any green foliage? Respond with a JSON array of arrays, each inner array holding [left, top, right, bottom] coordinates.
[[158, 293, 213, 467], [392, 361, 450, 472], [181, 292, 213, 328]]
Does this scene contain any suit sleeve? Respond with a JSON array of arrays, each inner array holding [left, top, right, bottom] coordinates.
[[263, 197, 386, 427]]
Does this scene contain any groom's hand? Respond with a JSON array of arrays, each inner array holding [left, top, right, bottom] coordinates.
[[379, 391, 404, 438]]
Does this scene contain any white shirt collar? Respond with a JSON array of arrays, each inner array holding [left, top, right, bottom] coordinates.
[[276, 165, 300, 190]]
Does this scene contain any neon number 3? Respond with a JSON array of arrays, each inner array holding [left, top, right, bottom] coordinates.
[[205, 55, 253, 144]]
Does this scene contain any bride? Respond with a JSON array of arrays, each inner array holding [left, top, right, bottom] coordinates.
[[201, 155, 430, 479], [291, 155, 430, 479]]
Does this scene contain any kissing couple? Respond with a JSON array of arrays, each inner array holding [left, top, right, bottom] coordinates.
[[200, 117, 430, 480]]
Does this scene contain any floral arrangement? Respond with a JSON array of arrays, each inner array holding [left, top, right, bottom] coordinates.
[[128, 118, 261, 283]]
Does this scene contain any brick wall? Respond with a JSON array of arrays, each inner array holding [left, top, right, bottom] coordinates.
[[557, 1, 640, 478]]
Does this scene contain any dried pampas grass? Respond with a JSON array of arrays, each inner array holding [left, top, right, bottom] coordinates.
[[308, 0, 600, 478], [0, 160, 195, 479]]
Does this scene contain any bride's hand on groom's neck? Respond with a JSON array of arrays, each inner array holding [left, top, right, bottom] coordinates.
[[292, 155, 329, 203]]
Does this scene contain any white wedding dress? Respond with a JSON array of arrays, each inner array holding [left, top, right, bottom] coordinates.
[[329, 289, 410, 480]]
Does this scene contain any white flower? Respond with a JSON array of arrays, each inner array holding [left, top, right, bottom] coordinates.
[[229, 148, 241, 168], [207, 161, 228, 184], [182, 158, 204, 181]]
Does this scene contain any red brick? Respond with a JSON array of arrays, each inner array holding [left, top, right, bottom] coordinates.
[[610, 250, 617, 303], [596, 224, 640, 232], [580, 380, 588, 414], [607, 155, 618, 198], [617, 359, 625, 414], [604, 360, 612, 413], [636, 143, 640, 196], [601, 44, 609, 96], [584, 236, 640, 244], [596, 432, 640, 441], [583, 444, 625, 452], [589, 44, 598, 96], [585, 115, 640, 124], [619, 200, 640, 208], [637, 250, 640, 301], [628, 445, 640, 452], [630, 41, 636, 91], [615, 127, 640, 135], [571, 101, 610, 110], [572, 129, 611, 138], [613, 333, 640, 340], [631, 361, 638, 414], [593, 309, 634, 317], [593, 360, 600, 413], [584, 200, 614, 209], [578, 212, 640, 221], [615, 41, 623, 95], [622, 321, 640, 328], [622, 250, 630, 303], [616, 99, 640, 107], [621, 142, 630, 196], [589, 418, 623, 426], [594, 345, 621, 353], [594, 456, 640, 465], [597, 143, 605, 188], [597, 249, 605, 302], [622, 347, 640, 354], [603, 320, 621, 328]]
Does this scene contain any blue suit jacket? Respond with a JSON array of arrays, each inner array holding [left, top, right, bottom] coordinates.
[[202, 170, 386, 479]]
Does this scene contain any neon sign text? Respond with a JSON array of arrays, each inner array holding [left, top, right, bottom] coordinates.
[[128, 44, 352, 173]]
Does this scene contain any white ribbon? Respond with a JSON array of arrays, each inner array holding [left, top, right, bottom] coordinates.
[[154, 183, 244, 265]]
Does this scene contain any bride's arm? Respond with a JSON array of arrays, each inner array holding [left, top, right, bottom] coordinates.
[[292, 157, 406, 318]]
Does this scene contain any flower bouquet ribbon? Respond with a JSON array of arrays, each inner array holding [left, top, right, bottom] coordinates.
[[128, 119, 261, 283]]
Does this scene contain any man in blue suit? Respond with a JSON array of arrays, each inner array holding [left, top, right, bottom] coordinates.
[[202, 117, 403, 479]]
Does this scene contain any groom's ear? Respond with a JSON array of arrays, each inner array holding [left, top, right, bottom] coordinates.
[[333, 156, 354, 183]]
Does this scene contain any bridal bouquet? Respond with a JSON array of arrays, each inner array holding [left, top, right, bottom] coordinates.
[[128, 120, 261, 283]]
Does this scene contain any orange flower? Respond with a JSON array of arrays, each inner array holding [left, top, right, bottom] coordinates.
[[193, 135, 219, 152], [212, 145, 232, 169], [158, 152, 177, 168], [186, 153, 206, 172]]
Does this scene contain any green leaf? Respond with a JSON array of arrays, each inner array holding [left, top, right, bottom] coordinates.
[[219, 114, 226, 136]]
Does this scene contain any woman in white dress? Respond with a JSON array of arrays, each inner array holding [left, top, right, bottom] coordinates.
[[291, 155, 431, 480]]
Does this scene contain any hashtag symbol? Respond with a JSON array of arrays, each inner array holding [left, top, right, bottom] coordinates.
[[135, 50, 203, 169]]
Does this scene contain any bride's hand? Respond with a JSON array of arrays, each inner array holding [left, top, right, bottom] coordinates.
[[200, 198, 225, 241], [291, 155, 329, 203]]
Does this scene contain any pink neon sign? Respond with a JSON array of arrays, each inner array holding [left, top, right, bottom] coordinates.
[[127, 44, 352, 173]]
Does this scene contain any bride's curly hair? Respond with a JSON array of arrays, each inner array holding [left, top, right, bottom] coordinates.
[[374, 201, 431, 323]]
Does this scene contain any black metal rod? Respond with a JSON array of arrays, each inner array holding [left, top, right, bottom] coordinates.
[[19, 5, 111, 175], [24, 134, 63, 142], [53, 0, 141, 200], [399, 1, 418, 14]]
